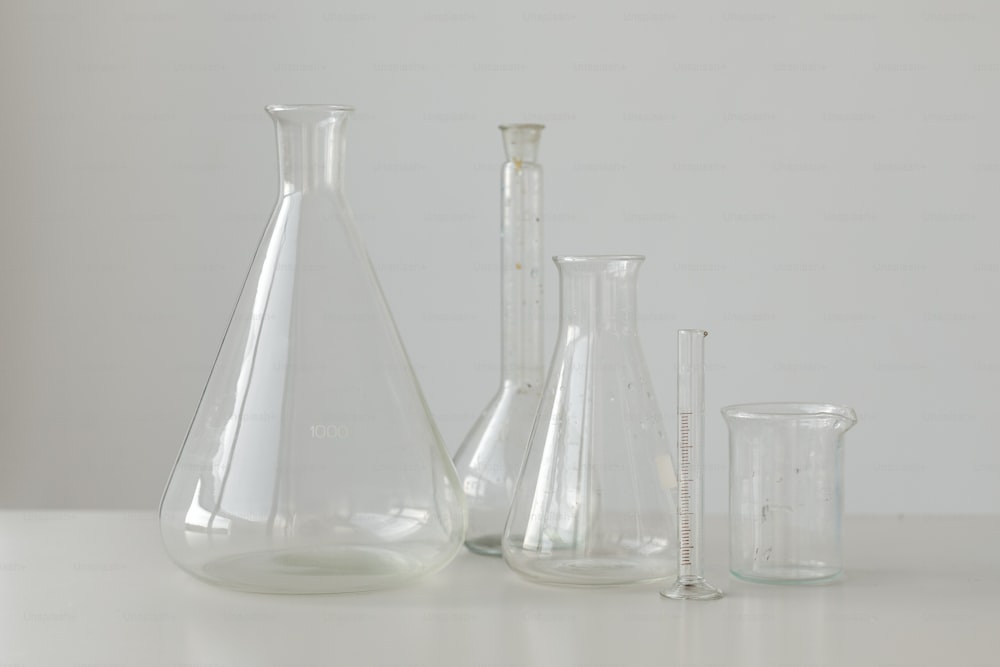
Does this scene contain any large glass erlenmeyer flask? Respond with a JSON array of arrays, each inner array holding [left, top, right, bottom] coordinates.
[[503, 255, 678, 586], [453, 124, 545, 556], [159, 105, 466, 594]]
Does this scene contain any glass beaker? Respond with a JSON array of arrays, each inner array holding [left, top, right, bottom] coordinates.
[[159, 105, 466, 594], [453, 124, 545, 556], [503, 255, 678, 586], [723, 403, 857, 584]]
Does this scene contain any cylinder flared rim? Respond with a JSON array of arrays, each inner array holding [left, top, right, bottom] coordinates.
[[554, 255, 645, 264], [266, 104, 355, 114], [721, 402, 857, 424]]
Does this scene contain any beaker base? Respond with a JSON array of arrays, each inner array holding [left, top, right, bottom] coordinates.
[[660, 577, 724, 600], [189, 545, 444, 594], [465, 534, 503, 557], [731, 565, 842, 585], [508, 556, 672, 587]]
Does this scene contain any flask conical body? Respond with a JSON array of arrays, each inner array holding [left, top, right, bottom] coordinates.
[[503, 256, 677, 586], [453, 124, 545, 556], [159, 105, 466, 593]]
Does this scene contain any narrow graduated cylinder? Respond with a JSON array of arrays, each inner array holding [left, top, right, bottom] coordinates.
[[662, 330, 723, 600], [503, 256, 678, 586], [453, 124, 545, 556], [159, 105, 466, 593]]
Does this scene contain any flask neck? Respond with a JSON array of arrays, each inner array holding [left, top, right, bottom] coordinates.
[[555, 256, 644, 336], [267, 105, 352, 195], [499, 125, 545, 387]]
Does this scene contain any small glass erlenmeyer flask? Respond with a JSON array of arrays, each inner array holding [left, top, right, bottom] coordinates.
[[724, 403, 857, 584], [453, 124, 545, 556], [159, 105, 466, 594], [503, 255, 678, 586]]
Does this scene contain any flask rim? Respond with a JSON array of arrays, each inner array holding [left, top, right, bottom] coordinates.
[[266, 104, 355, 114]]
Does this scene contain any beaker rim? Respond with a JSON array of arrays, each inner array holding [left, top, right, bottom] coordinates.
[[721, 402, 857, 424], [499, 123, 546, 130]]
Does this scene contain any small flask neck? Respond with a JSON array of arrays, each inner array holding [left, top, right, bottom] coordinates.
[[270, 107, 351, 195], [556, 257, 643, 335]]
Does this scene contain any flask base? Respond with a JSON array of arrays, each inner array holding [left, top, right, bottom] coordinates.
[[506, 555, 672, 587], [464, 534, 503, 557], [181, 544, 449, 594]]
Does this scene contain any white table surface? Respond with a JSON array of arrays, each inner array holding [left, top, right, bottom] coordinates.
[[0, 512, 997, 666]]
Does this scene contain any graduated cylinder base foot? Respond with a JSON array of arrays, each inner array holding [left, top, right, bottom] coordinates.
[[660, 576, 724, 601], [464, 534, 503, 557]]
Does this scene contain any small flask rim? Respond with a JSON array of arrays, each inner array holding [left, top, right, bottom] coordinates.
[[266, 104, 355, 114]]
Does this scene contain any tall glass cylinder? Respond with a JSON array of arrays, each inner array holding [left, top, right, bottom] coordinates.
[[453, 124, 545, 556]]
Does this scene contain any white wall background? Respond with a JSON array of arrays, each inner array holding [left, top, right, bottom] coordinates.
[[1, 0, 997, 513]]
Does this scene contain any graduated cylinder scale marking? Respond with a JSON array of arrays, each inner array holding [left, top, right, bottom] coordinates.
[[679, 411, 693, 568], [661, 329, 723, 601]]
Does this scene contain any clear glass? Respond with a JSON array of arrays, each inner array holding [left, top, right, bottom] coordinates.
[[159, 105, 466, 594], [502, 255, 678, 586], [662, 330, 723, 600], [723, 402, 857, 584], [453, 124, 545, 556]]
